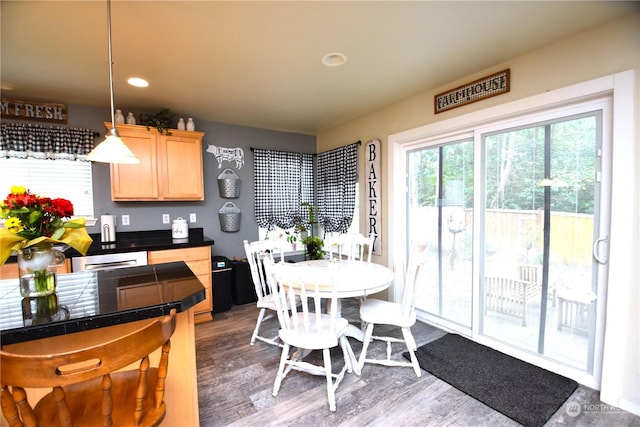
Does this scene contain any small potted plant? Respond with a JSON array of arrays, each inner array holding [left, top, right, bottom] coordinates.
[[285, 231, 298, 250], [301, 235, 324, 260], [141, 108, 174, 135], [294, 222, 308, 241]]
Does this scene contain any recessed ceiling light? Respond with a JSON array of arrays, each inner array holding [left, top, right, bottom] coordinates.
[[321, 53, 347, 67], [127, 77, 149, 88]]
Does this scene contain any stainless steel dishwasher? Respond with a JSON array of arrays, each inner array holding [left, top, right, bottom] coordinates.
[[71, 251, 148, 272]]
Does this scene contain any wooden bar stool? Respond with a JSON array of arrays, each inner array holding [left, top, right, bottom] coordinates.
[[0, 311, 176, 427]]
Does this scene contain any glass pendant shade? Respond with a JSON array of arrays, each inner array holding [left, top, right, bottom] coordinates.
[[86, 128, 140, 164], [86, 0, 139, 164]]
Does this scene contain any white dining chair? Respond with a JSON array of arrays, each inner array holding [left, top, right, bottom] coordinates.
[[326, 233, 375, 262], [357, 244, 427, 377], [243, 239, 288, 347], [267, 262, 355, 412]]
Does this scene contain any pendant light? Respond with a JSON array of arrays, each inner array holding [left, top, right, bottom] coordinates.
[[86, 0, 139, 164]]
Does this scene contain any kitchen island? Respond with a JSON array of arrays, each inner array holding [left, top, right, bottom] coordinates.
[[0, 262, 205, 426], [1, 228, 216, 323]]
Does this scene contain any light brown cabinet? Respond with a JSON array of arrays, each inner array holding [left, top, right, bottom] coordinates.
[[0, 260, 70, 280], [106, 123, 205, 201], [147, 246, 212, 323]]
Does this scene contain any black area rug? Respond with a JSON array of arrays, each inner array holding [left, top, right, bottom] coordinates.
[[408, 334, 578, 427]]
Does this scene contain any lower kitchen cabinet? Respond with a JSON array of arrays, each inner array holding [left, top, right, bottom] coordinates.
[[148, 246, 212, 323], [0, 260, 71, 280]]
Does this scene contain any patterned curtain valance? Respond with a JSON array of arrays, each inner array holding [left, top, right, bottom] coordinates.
[[317, 142, 359, 233], [0, 122, 96, 161], [253, 148, 314, 230]]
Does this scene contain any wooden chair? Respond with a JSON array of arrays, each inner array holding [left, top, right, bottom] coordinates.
[[358, 244, 427, 377], [243, 239, 287, 347], [326, 233, 374, 262], [267, 262, 354, 412], [0, 311, 176, 427]]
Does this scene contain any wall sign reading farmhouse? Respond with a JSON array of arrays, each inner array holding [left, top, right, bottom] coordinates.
[[435, 69, 510, 114], [1, 98, 68, 124]]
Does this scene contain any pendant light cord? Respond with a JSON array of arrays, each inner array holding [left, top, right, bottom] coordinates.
[[107, 0, 117, 134]]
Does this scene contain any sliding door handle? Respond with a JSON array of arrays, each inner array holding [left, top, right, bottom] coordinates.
[[592, 235, 608, 264]]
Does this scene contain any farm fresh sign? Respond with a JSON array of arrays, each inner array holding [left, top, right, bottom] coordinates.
[[435, 69, 510, 114], [1, 98, 68, 124]]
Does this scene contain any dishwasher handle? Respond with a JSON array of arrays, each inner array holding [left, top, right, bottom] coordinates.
[[84, 259, 140, 271], [71, 251, 148, 272]]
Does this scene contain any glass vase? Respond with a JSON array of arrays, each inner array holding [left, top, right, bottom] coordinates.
[[17, 242, 65, 297], [22, 294, 69, 326]]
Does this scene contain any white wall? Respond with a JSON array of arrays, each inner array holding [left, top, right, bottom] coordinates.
[[317, 12, 640, 415]]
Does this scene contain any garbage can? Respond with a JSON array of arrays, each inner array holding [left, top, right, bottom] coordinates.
[[211, 256, 233, 314], [232, 259, 258, 305]]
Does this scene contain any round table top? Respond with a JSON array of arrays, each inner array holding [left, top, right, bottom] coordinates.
[[277, 259, 395, 298]]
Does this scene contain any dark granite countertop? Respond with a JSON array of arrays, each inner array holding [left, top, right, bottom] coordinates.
[[70, 228, 214, 257], [0, 261, 205, 345], [5, 228, 214, 264]]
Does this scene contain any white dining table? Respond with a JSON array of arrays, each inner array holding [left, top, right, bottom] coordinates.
[[282, 259, 395, 341]]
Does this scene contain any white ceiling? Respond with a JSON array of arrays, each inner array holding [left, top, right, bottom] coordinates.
[[1, 1, 637, 135]]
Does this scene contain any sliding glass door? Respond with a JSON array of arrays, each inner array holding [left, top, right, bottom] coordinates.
[[481, 112, 603, 372], [407, 99, 610, 379], [408, 138, 473, 328]]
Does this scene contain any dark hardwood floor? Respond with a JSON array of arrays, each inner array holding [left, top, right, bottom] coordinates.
[[194, 301, 639, 427]]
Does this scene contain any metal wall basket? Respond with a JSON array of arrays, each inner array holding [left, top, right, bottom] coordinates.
[[219, 202, 241, 232], [217, 168, 240, 198]]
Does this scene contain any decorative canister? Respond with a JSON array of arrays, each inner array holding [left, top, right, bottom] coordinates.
[[217, 169, 240, 198], [186, 118, 195, 131], [177, 118, 185, 130], [126, 112, 136, 125], [218, 202, 241, 232], [172, 217, 189, 239], [115, 109, 125, 124]]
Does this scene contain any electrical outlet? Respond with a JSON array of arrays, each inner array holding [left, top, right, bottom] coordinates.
[[189, 213, 197, 223], [121, 215, 130, 226], [162, 214, 170, 224]]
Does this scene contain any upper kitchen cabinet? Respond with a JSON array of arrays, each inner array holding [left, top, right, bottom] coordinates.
[[106, 123, 205, 201]]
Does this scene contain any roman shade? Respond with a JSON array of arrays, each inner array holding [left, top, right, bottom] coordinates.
[[253, 148, 314, 230], [317, 142, 358, 233]]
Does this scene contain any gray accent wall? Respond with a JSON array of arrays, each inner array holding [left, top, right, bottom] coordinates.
[[66, 103, 316, 259]]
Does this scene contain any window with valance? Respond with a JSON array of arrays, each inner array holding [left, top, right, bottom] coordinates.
[[0, 122, 96, 219], [0, 122, 95, 160]]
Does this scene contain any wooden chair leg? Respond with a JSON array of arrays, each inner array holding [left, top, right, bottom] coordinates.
[[250, 308, 266, 345], [358, 323, 374, 373], [101, 375, 113, 427], [155, 340, 171, 408], [322, 348, 336, 412], [52, 386, 71, 427], [134, 356, 150, 426], [1, 385, 35, 427], [272, 344, 290, 397], [401, 328, 421, 377]]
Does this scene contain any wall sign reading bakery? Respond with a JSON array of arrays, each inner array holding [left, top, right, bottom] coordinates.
[[434, 69, 510, 114], [1, 98, 68, 124]]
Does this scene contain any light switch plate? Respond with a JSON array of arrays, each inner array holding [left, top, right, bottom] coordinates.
[[121, 215, 130, 225], [162, 214, 170, 224], [189, 213, 197, 223]]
